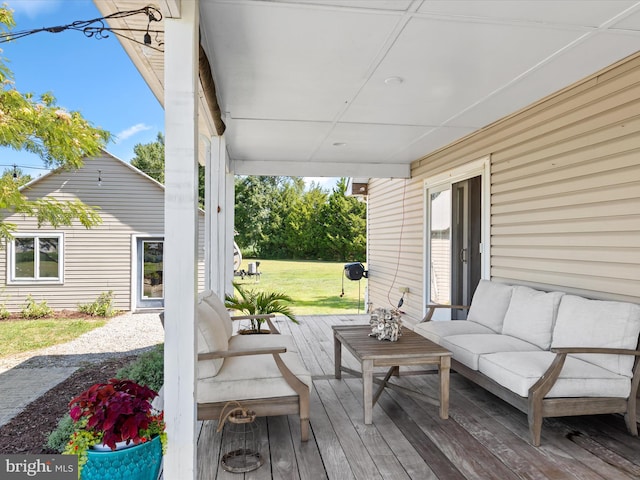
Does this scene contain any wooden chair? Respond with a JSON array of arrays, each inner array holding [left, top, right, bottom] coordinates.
[[195, 292, 311, 441]]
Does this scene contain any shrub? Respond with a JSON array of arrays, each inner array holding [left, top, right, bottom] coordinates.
[[46, 414, 76, 453], [21, 295, 52, 319], [116, 343, 164, 392], [78, 291, 117, 317], [0, 304, 9, 319]]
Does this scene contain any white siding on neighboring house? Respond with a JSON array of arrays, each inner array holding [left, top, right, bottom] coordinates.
[[0, 152, 206, 312], [368, 51, 640, 323]]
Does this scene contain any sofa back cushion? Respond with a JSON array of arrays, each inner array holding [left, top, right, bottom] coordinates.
[[551, 295, 640, 377], [501, 286, 564, 349], [467, 280, 514, 332], [197, 297, 228, 378]]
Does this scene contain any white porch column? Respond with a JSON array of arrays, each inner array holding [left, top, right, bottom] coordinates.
[[225, 157, 235, 294], [205, 136, 234, 297], [163, 0, 199, 478]]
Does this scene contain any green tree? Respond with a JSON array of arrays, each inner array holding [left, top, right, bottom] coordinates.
[[131, 132, 205, 207], [131, 132, 165, 184], [0, 7, 110, 240]]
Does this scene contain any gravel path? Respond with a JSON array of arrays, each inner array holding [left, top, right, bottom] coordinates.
[[0, 311, 164, 428], [0, 311, 164, 373]]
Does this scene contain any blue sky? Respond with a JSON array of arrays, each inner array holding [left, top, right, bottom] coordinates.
[[1, 0, 164, 178], [1, 0, 338, 189]]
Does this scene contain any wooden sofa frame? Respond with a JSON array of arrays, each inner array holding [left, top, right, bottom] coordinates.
[[197, 313, 310, 441], [421, 305, 640, 446]]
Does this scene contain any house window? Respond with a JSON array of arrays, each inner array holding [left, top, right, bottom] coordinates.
[[10, 234, 63, 283]]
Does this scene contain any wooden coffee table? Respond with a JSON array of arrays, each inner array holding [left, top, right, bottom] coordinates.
[[333, 324, 452, 424]]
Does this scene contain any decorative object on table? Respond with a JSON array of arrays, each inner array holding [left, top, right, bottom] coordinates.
[[225, 282, 298, 334], [64, 378, 166, 479], [216, 401, 264, 473], [369, 307, 402, 341]]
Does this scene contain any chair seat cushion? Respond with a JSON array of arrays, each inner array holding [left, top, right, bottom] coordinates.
[[440, 334, 541, 370], [198, 351, 312, 404], [414, 320, 494, 345], [478, 351, 631, 398], [229, 333, 298, 352]]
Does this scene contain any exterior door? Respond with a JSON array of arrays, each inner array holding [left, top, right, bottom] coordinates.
[[136, 238, 164, 309], [427, 175, 482, 320], [450, 176, 482, 319]]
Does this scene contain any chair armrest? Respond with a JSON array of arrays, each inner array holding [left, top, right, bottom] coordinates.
[[230, 313, 280, 334], [198, 346, 287, 361], [421, 304, 470, 322]]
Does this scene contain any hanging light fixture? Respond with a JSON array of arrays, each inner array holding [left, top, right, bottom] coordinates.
[[97, 170, 102, 187], [0, 6, 164, 52]]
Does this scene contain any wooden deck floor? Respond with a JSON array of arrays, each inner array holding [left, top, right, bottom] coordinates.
[[196, 314, 640, 480]]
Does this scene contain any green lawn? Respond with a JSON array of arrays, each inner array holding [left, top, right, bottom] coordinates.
[[0, 318, 106, 358], [233, 259, 368, 315]]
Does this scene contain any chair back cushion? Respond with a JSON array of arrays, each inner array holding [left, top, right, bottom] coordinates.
[[197, 297, 228, 377], [501, 286, 564, 349], [199, 290, 233, 339], [551, 295, 640, 377], [467, 280, 513, 332]]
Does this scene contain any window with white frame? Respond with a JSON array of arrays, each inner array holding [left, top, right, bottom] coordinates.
[[10, 234, 63, 283]]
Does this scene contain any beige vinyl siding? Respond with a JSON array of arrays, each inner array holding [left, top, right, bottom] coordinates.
[[367, 177, 425, 323], [0, 152, 206, 312], [368, 51, 640, 323]]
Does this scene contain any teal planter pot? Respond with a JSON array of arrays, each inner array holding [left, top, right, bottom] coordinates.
[[82, 435, 162, 480]]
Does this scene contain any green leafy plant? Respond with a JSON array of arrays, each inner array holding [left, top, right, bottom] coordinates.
[[116, 344, 164, 392], [78, 291, 117, 317], [47, 414, 76, 453], [21, 295, 52, 319], [225, 282, 298, 332], [63, 379, 166, 477]]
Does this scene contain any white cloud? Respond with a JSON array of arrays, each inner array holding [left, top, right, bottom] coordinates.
[[115, 123, 152, 143], [10, 0, 62, 19], [304, 177, 339, 191]]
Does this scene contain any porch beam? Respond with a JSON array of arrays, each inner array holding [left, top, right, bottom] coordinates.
[[232, 160, 410, 179], [163, 0, 199, 478], [224, 153, 235, 294], [159, 0, 181, 18]]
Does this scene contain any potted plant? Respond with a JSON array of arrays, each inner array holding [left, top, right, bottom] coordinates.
[[225, 282, 298, 334], [63, 378, 166, 479]]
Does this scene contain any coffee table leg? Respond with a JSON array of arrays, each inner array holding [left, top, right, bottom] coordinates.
[[334, 335, 342, 379], [363, 359, 374, 424], [439, 356, 451, 419]]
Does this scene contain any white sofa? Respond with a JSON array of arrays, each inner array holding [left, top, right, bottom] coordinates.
[[414, 280, 640, 446]]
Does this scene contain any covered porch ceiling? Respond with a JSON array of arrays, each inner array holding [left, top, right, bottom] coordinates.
[[97, 0, 640, 178]]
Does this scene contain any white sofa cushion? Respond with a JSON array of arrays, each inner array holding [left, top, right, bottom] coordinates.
[[197, 298, 228, 377], [467, 280, 514, 332], [198, 351, 312, 403], [199, 290, 233, 339], [501, 286, 564, 349], [551, 295, 640, 377], [414, 320, 494, 345], [478, 351, 631, 398], [440, 333, 541, 371]]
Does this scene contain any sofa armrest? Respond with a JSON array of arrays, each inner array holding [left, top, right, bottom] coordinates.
[[529, 347, 640, 417], [551, 347, 640, 356], [198, 346, 287, 361], [421, 304, 470, 322], [230, 313, 280, 334]]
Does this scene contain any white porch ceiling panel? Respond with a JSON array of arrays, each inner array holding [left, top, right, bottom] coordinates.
[[199, 0, 640, 177], [99, 0, 640, 178]]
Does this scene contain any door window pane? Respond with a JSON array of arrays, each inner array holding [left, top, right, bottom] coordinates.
[[429, 190, 451, 305], [15, 238, 35, 278], [142, 241, 164, 299]]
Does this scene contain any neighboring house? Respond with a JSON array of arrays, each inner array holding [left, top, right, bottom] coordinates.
[[367, 51, 640, 325], [0, 151, 205, 313]]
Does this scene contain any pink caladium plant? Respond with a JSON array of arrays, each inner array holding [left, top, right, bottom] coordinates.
[[68, 379, 164, 450]]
